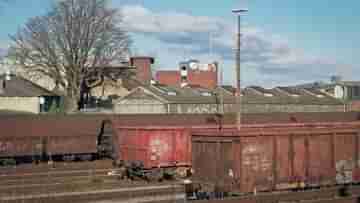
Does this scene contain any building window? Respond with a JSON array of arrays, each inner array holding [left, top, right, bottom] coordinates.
[[353, 86, 360, 97]]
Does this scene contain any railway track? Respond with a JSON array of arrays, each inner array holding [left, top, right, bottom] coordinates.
[[0, 160, 184, 201], [0, 184, 185, 203], [179, 184, 360, 203], [0, 159, 113, 175]]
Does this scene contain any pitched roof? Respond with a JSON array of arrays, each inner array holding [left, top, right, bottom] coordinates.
[[118, 84, 343, 105], [0, 74, 57, 97], [337, 81, 360, 87]]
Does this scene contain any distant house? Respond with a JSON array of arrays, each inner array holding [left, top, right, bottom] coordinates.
[[113, 84, 344, 114], [80, 57, 153, 111], [314, 81, 360, 111], [0, 73, 60, 114], [319, 81, 360, 100]]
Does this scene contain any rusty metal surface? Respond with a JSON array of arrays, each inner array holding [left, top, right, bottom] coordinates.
[[334, 133, 357, 184], [192, 122, 360, 193], [239, 136, 274, 193], [0, 136, 43, 157], [112, 127, 191, 169], [47, 135, 97, 154], [1, 112, 360, 132], [308, 134, 334, 186]]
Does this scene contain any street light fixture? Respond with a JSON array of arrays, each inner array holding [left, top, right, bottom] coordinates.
[[232, 8, 248, 130]]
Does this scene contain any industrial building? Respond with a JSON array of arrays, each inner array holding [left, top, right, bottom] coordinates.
[[114, 84, 343, 114], [156, 59, 218, 89]]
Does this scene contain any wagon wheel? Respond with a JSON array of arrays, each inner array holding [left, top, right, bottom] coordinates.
[[145, 169, 164, 182]]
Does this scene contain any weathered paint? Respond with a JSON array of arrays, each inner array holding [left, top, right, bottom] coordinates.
[[240, 136, 274, 192], [335, 133, 356, 184], [192, 122, 360, 193], [113, 127, 191, 169], [308, 134, 334, 186], [47, 135, 97, 155]]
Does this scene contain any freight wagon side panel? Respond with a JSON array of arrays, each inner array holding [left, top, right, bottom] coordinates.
[[117, 129, 147, 166], [308, 134, 334, 186], [192, 138, 234, 191], [292, 135, 306, 184], [192, 140, 218, 184], [146, 130, 174, 168], [174, 129, 192, 167], [115, 128, 191, 169], [354, 132, 360, 182], [47, 135, 97, 155], [334, 133, 356, 184], [240, 136, 274, 193], [0, 136, 43, 157], [275, 135, 292, 190]]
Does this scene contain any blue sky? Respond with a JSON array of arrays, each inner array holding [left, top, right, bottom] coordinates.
[[0, 0, 359, 87]]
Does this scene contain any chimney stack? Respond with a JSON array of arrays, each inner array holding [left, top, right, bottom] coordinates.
[[130, 56, 154, 85]]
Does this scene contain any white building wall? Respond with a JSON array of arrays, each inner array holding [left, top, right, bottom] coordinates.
[[0, 97, 40, 114]]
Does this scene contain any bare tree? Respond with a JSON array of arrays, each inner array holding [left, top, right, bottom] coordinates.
[[8, 0, 131, 112]]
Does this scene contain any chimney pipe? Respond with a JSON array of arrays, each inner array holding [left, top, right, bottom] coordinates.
[[130, 56, 154, 85]]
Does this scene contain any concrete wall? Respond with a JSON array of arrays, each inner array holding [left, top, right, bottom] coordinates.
[[172, 103, 343, 114], [115, 99, 167, 114], [114, 100, 344, 114], [0, 97, 40, 114], [239, 104, 344, 113]]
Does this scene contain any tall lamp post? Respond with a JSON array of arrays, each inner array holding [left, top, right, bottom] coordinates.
[[232, 8, 248, 130]]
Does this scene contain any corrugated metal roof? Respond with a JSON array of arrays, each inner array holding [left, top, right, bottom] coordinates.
[[0, 74, 57, 97], [118, 85, 343, 105]]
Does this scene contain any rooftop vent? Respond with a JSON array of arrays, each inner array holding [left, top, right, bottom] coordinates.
[[167, 91, 177, 96], [200, 92, 212, 97]]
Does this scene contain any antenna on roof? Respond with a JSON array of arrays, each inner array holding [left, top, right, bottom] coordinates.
[[209, 31, 213, 60]]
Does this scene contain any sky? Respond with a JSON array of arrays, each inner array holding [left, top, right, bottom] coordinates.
[[0, 0, 359, 87]]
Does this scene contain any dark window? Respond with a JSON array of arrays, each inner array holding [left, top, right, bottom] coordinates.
[[353, 86, 360, 97]]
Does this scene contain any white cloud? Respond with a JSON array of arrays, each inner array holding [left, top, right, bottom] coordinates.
[[120, 4, 350, 86], [0, 2, 352, 86]]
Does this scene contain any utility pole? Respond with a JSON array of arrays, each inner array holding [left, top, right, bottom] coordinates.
[[232, 8, 248, 130]]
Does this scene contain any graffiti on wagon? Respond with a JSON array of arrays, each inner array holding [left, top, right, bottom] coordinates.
[[0, 141, 13, 153]]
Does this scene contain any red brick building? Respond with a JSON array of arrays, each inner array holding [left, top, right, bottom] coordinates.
[[156, 60, 218, 89]]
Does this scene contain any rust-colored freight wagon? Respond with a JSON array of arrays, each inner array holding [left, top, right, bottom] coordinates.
[[0, 117, 100, 161], [191, 122, 360, 194], [110, 125, 192, 169]]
